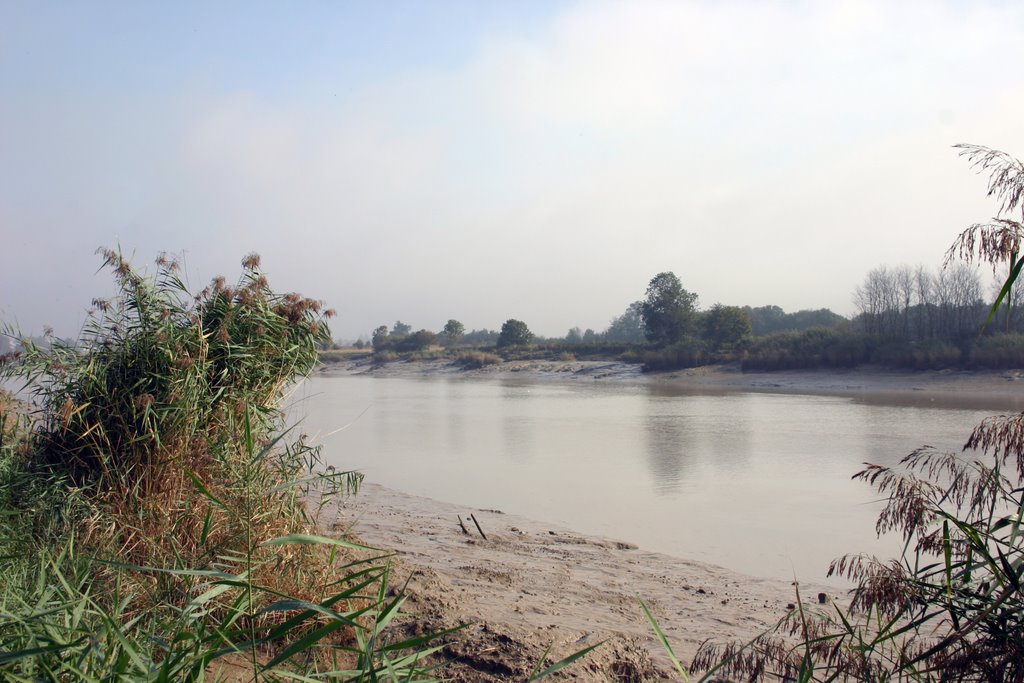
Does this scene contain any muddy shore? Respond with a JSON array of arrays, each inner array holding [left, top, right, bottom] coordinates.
[[323, 482, 835, 681]]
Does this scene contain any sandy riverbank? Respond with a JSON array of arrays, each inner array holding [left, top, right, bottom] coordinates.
[[322, 482, 837, 681]]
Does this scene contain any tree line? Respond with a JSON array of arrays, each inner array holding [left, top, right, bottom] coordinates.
[[352, 253, 1024, 372]]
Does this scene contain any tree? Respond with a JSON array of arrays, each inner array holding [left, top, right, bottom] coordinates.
[[565, 327, 583, 344], [395, 329, 436, 352], [497, 319, 533, 348], [440, 319, 465, 346], [604, 301, 646, 343], [391, 320, 412, 337], [703, 304, 751, 351], [640, 272, 698, 346], [371, 325, 389, 351], [582, 328, 597, 344]]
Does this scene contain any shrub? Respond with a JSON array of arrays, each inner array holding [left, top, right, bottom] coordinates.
[[0, 251, 455, 679], [641, 341, 707, 372], [453, 351, 501, 369], [969, 333, 1024, 369]]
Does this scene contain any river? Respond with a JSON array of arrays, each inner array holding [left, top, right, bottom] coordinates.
[[294, 374, 1004, 583]]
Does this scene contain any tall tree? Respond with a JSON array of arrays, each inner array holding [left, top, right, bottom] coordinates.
[[704, 304, 752, 351], [440, 319, 465, 346], [604, 301, 646, 343], [640, 272, 698, 346], [371, 325, 389, 351], [497, 319, 533, 348]]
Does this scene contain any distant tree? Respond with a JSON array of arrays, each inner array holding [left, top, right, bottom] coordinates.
[[353, 339, 366, 350], [604, 301, 646, 343], [566, 327, 583, 344], [744, 305, 787, 336], [640, 272, 698, 346], [391, 321, 412, 337], [746, 305, 845, 336], [704, 304, 752, 352], [463, 328, 499, 345], [395, 329, 436, 352], [582, 328, 597, 344], [497, 319, 533, 348], [371, 325, 389, 351], [440, 319, 465, 346]]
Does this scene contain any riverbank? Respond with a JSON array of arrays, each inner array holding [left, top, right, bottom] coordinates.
[[319, 357, 1024, 410], [323, 482, 835, 681]]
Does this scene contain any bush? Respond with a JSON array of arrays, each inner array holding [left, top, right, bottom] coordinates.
[[969, 333, 1024, 369], [641, 342, 708, 372], [453, 351, 501, 369], [741, 328, 870, 370], [0, 251, 450, 680]]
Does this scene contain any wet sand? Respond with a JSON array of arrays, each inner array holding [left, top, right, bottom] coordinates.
[[322, 482, 839, 680]]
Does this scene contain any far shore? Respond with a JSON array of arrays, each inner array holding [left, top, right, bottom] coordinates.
[[319, 356, 1024, 410]]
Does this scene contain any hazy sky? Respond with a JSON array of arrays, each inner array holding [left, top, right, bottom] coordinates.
[[3, 1, 1024, 340]]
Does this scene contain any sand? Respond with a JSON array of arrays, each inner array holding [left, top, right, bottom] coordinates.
[[314, 358, 1024, 679], [321, 482, 838, 680]]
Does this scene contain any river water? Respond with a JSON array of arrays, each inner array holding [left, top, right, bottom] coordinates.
[[294, 375, 1008, 583]]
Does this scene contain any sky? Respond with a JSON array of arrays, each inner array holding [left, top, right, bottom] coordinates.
[[2, 1, 1024, 341]]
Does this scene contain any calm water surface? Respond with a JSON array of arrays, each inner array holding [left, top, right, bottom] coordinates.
[[294, 375, 1007, 583]]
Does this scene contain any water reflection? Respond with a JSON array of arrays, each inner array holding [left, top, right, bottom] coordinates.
[[296, 375, 1002, 582], [643, 410, 693, 494]]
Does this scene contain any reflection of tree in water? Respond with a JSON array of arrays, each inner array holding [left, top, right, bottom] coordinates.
[[502, 415, 535, 462], [443, 380, 467, 455], [501, 383, 536, 462], [644, 412, 694, 494]]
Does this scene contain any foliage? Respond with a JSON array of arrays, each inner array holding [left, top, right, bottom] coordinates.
[[0, 251, 455, 680], [969, 333, 1024, 369], [744, 305, 846, 337], [640, 272, 699, 347], [372, 325, 390, 352], [440, 319, 465, 346], [741, 328, 869, 371], [393, 329, 436, 352], [453, 351, 502, 369], [703, 304, 751, 352], [391, 321, 412, 337], [948, 144, 1024, 331], [604, 301, 646, 344], [641, 342, 708, 372], [497, 318, 534, 348]]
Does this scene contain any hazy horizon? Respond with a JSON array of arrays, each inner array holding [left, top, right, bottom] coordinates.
[[3, 1, 1024, 340]]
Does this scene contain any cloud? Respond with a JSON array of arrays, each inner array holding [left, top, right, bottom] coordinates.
[[4, 0, 1024, 337]]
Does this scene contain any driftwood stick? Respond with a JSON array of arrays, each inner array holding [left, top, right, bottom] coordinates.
[[470, 513, 488, 541], [457, 516, 469, 535]]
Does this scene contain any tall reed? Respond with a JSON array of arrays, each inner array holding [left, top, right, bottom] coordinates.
[[0, 250, 446, 680]]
